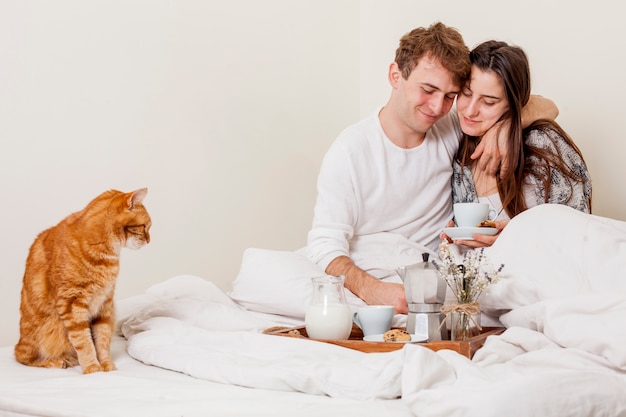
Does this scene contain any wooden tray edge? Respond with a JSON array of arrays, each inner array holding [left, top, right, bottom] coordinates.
[[265, 325, 505, 358]]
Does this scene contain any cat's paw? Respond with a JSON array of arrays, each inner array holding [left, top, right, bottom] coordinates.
[[82, 363, 103, 374], [101, 361, 117, 372]]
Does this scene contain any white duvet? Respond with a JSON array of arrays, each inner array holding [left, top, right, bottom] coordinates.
[[119, 205, 626, 417]]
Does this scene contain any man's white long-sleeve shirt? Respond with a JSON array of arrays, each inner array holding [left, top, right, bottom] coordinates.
[[307, 109, 462, 271]]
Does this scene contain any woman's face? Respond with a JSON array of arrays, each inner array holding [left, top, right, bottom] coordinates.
[[456, 65, 510, 137]]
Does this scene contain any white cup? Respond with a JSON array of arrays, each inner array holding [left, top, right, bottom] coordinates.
[[453, 203, 493, 227], [352, 305, 394, 337]]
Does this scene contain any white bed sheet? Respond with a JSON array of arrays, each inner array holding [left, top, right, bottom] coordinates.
[[3, 205, 626, 417], [117, 274, 626, 417], [118, 205, 626, 417], [0, 335, 413, 417]]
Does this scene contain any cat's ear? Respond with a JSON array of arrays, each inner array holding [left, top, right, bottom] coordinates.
[[127, 188, 148, 209]]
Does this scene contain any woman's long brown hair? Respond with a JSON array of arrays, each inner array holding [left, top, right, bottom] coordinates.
[[456, 40, 591, 217]]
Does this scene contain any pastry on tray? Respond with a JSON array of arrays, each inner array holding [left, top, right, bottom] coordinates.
[[383, 329, 411, 342]]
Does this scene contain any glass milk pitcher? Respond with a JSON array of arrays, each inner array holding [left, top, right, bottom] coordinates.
[[304, 275, 352, 340]]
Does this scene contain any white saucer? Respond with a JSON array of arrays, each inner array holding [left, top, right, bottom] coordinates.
[[363, 333, 428, 343], [443, 227, 498, 241]]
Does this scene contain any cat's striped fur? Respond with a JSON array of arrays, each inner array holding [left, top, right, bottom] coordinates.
[[15, 188, 151, 374]]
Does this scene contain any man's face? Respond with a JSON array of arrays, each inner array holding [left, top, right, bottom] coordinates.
[[391, 56, 460, 137]]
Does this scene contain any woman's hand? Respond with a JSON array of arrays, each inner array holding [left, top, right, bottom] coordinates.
[[446, 219, 509, 248], [440, 219, 455, 243]]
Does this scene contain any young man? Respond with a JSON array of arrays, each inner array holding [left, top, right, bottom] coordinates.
[[306, 22, 556, 314]]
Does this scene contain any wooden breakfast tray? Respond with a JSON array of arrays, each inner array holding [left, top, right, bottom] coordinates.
[[265, 324, 504, 359]]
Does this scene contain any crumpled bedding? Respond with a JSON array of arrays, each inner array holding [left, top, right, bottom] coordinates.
[[119, 205, 626, 417]]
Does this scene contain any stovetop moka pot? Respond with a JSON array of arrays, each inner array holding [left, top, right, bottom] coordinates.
[[397, 253, 448, 341]]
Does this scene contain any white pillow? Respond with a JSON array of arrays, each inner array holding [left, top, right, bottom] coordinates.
[[228, 248, 366, 319]]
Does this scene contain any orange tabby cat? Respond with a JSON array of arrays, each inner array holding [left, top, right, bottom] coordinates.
[[15, 188, 151, 374]]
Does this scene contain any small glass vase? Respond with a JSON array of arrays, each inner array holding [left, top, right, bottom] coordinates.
[[450, 304, 481, 341]]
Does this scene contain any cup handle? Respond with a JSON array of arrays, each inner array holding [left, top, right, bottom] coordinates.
[[488, 208, 497, 220], [352, 312, 361, 329]]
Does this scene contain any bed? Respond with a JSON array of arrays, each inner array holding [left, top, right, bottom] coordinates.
[[1, 204, 625, 417]]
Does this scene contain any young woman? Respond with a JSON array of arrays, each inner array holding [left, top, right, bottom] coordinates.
[[450, 40, 591, 247]]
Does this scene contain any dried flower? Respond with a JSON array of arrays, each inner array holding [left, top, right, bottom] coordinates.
[[432, 240, 504, 304]]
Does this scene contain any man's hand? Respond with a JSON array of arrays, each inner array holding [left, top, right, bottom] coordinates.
[[361, 280, 408, 314], [470, 95, 557, 179], [326, 256, 407, 314], [470, 120, 510, 178], [522, 95, 558, 125]]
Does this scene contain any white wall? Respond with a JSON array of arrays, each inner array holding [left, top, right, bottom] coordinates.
[[2, 0, 625, 347], [0, 1, 360, 346]]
